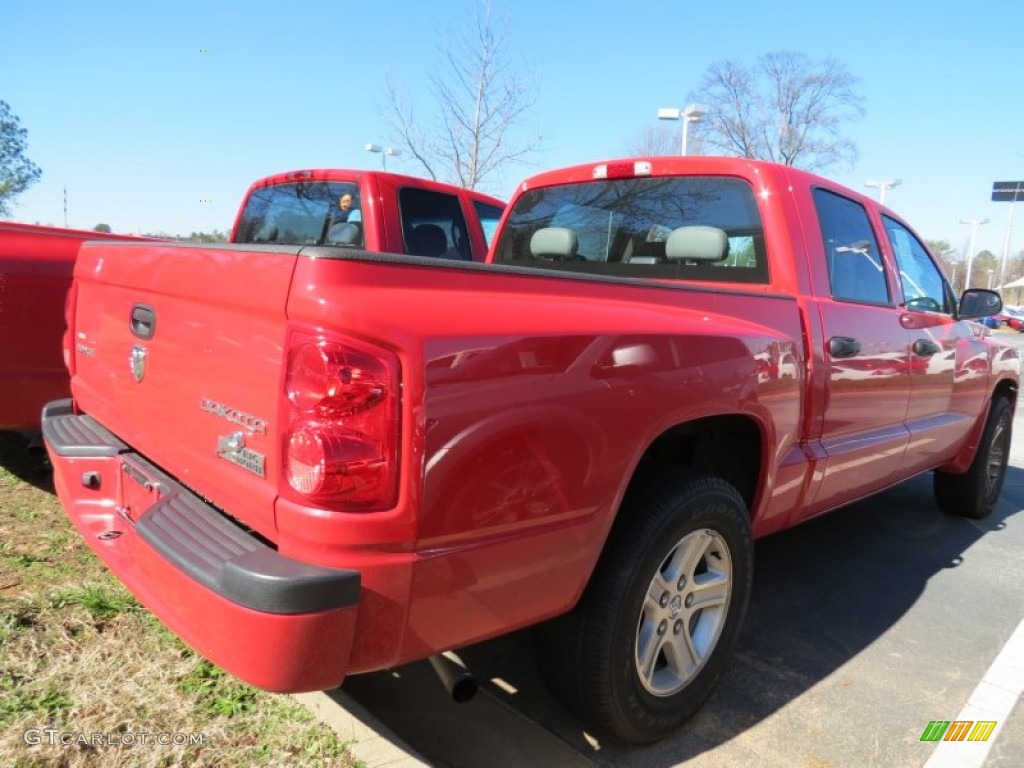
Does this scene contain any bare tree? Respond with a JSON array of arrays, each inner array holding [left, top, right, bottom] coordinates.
[[627, 123, 706, 157], [628, 124, 679, 157], [927, 238, 962, 291], [380, 1, 540, 190], [689, 51, 864, 172]]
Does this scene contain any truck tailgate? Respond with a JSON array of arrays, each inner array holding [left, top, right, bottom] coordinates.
[[70, 241, 300, 539]]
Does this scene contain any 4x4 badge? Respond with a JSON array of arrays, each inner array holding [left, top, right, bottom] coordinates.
[[130, 345, 147, 382]]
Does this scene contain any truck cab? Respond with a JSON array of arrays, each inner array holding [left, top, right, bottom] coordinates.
[[231, 169, 504, 261]]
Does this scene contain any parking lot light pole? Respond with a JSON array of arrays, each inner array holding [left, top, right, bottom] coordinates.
[[961, 217, 991, 290], [865, 178, 902, 205], [657, 104, 707, 156], [365, 143, 401, 170]]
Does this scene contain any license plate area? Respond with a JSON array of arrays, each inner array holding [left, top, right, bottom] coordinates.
[[118, 456, 164, 523]]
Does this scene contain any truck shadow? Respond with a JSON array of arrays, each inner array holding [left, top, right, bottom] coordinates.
[[340, 467, 1024, 767], [0, 430, 54, 493]]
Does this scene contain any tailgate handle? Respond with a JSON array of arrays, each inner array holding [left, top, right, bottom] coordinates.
[[130, 304, 156, 340], [828, 336, 861, 359]]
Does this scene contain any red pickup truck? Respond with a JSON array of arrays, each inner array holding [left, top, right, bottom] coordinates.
[[1, 170, 502, 431], [43, 157, 1017, 744]]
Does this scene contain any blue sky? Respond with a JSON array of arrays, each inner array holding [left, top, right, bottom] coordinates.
[[3, 0, 1021, 259]]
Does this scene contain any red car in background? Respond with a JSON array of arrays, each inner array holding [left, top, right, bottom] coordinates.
[[0, 223, 151, 431], [998, 306, 1024, 330]]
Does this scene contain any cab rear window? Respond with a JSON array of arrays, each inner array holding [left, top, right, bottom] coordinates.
[[235, 181, 362, 246], [493, 176, 767, 283]]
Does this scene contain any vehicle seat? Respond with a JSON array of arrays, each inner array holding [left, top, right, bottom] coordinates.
[[326, 221, 363, 247], [408, 224, 448, 258]]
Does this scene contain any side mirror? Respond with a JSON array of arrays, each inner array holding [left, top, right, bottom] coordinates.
[[958, 288, 1002, 320]]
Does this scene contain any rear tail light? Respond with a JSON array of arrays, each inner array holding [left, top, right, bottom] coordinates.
[[63, 282, 78, 375], [283, 332, 400, 511]]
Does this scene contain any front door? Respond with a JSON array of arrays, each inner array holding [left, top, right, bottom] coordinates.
[[881, 215, 988, 472]]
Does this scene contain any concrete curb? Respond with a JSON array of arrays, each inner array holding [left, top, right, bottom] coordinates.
[[293, 690, 431, 767]]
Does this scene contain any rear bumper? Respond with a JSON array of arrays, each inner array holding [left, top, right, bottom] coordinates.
[[42, 399, 361, 692]]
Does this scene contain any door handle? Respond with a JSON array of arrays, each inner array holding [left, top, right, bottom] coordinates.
[[828, 336, 861, 359], [130, 304, 156, 340], [912, 339, 941, 357]]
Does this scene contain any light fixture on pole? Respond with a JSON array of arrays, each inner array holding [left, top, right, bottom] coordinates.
[[960, 217, 990, 290], [365, 143, 401, 170], [865, 178, 902, 205], [656, 103, 706, 156]]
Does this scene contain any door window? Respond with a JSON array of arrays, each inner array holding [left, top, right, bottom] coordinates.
[[399, 188, 472, 260], [473, 201, 504, 248], [813, 189, 890, 305], [883, 216, 952, 314]]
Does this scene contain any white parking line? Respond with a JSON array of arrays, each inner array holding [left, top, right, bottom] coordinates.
[[924, 616, 1024, 768]]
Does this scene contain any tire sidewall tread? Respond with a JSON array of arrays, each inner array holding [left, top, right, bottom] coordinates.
[[935, 395, 1013, 519], [540, 468, 753, 744]]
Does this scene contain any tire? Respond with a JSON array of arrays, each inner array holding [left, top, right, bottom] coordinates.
[[537, 470, 753, 744], [934, 395, 1013, 519]]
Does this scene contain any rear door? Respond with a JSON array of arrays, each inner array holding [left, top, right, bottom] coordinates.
[[809, 188, 911, 513]]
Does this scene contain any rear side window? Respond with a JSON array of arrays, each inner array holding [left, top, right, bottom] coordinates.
[[473, 201, 504, 248], [814, 189, 889, 305], [399, 188, 472, 260], [235, 181, 363, 246], [492, 176, 768, 283]]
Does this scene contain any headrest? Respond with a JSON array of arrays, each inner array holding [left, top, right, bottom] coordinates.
[[530, 227, 578, 260], [665, 226, 729, 262], [410, 224, 447, 257]]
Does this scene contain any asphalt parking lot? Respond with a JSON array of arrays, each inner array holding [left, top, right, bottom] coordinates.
[[339, 329, 1024, 768]]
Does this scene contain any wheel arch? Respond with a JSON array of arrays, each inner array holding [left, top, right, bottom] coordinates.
[[938, 377, 1018, 475], [613, 413, 765, 532]]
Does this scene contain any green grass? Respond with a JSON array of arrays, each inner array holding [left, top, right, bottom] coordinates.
[[0, 431, 357, 767], [48, 583, 139, 622], [178, 660, 258, 718]]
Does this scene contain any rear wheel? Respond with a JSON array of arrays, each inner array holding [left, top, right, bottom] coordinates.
[[934, 395, 1012, 519], [537, 470, 753, 744]]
